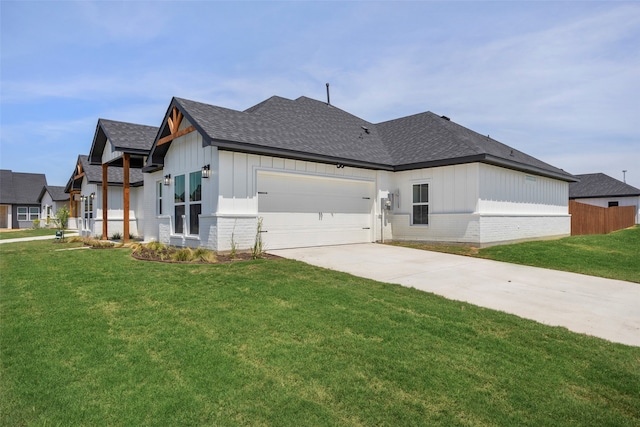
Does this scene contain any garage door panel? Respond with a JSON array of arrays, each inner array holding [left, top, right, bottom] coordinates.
[[259, 191, 370, 214], [257, 171, 373, 249], [261, 214, 372, 249]]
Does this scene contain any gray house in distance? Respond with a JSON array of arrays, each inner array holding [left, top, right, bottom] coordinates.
[[570, 173, 640, 224], [0, 169, 48, 229]]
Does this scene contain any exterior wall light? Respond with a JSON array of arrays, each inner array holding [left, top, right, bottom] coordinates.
[[90, 192, 95, 200], [202, 164, 211, 178], [164, 174, 171, 186]]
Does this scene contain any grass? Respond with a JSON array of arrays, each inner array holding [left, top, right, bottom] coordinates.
[[0, 228, 62, 240], [390, 226, 640, 283], [1, 240, 639, 426], [478, 226, 640, 283]]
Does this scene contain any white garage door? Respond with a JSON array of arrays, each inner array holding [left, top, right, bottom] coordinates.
[[258, 171, 374, 249]]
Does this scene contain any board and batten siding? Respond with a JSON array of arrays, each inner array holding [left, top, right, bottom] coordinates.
[[388, 163, 480, 243], [143, 170, 165, 243], [159, 118, 217, 248], [478, 164, 568, 214], [101, 139, 121, 165], [388, 162, 570, 245]]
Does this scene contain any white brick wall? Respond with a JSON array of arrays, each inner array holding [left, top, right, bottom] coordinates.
[[215, 215, 258, 252], [478, 215, 570, 244], [390, 212, 570, 245], [390, 213, 480, 243], [158, 217, 171, 245]]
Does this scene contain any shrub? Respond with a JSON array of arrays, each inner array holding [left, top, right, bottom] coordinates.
[[88, 239, 115, 249], [32, 218, 41, 229], [146, 241, 166, 252], [171, 248, 193, 262], [193, 247, 217, 263], [110, 232, 122, 241]]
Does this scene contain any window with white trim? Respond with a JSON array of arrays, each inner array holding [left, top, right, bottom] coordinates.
[[84, 196, 93, 221], [17, 207, 39, 221], [17, 207, 28, 221], [412, 183, 429, 225], [189, 171, 202, 235], [156, 181, 163, 215], [174, 174, 185, 234]]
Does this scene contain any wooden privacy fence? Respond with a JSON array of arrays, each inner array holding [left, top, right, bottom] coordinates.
[[569, 200, 636, 235]]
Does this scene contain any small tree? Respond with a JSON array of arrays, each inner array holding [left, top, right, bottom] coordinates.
[[55, 205, 70, 231], [251, 217, 265, 259]]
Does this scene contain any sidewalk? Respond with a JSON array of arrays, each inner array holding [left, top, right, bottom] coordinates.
[[0, 231, 79, 244]]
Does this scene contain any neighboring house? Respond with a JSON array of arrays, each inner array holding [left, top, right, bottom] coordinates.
[[39, 185, 71, 228], [569, 173, 640, 224], [66, 119, 158, 240], [0, 169, 48, 229], [65, 154, 145, 238], [142, 95, 577, 250]]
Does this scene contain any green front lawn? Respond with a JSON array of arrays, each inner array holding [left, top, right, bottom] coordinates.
[[1, 240, 639, 426]]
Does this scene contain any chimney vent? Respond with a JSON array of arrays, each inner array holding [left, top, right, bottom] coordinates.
[[326, 83, 331, 105]]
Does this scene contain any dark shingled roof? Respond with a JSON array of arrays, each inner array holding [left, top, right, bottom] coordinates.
[[569, 173, 640, 199], [88, 119, 159, 165], [40, 185, 69, 202], [146, 95, 576, 182], [0, 169, 48, 204], [65, 155, 144, 193]]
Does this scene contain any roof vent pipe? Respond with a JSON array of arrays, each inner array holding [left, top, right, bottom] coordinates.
[[326, 83, 331, 105]]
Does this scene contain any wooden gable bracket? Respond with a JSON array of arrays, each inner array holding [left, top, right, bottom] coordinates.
[[74, 162, 85, 180], [158, 106, 196, 146]]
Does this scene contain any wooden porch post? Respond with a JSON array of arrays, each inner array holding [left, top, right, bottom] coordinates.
[[123, 154, 130, 243], [102, 163, 108, 240]]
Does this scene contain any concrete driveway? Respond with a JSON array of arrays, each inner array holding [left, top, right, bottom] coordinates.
[[269, 243, 640, 347]]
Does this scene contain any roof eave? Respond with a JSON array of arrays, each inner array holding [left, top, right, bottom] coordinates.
[[393, 154, 578, 182], [210, 139, 394, 171], [88, 122, 107, 165], [482, 155, 577, 182], [570, 193, 640, 199]]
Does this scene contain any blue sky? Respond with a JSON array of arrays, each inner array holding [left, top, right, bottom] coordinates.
[[1, 1, 639, 188]]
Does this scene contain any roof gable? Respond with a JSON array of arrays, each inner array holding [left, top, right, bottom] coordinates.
[[65, 155, 144, 193], [570, 173, 640, 198], [46, 185, 69, 201], [88, 119, 158, 165]]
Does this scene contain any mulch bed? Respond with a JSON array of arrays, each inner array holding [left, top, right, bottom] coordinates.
[[131, 248, 280, 264]]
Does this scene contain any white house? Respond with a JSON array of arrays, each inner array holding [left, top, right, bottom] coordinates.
[[142, 95, 577, 250], [38, 185, 71, 228], [570, 173, 640, 224], [64, 154, 139, 237], [74, 119, 158, 242]]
